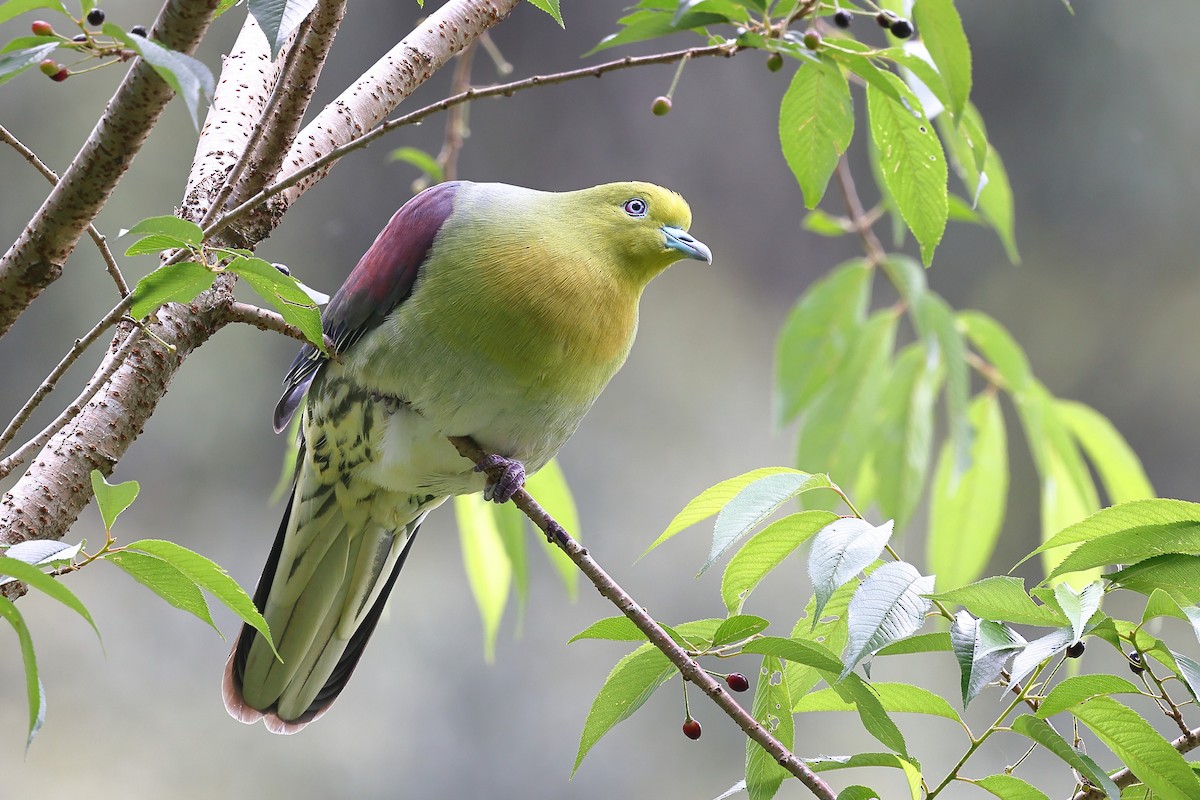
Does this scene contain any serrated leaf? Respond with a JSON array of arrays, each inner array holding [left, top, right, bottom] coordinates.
[[525, 458, 580, 600], [722, 510, 837, 613], [775, 259, 872, 425], [89, 469, 139, 531], [912, 0, 971, 120], [454, 493, 511, 662], [1008, 627, 1074, 689], [973, 773, 1052, 800], [119, 214, 204, 247], [703, 471, 831, 574], [875, 631, 950, 656], [106, 550, 217, 631], [794, 681, 962, 725], [950, 612, 1025, 707], [930, 576, 1066, 627], [912, 292, 970, 473], [0, 0, 67, 25], [712, 614, 769, 647], [0, 41, 57, 85], [831, 674, 908, 756], [103, 24, 214, 130], [1071, 696, 1200, 800], [1051, 521, 1200, 583], [0, 597, 44, 750], [871, 343, 941, 529], [928, 392, 1008, 589], [938, 104, 1018, 262], [569, 616, 651, 644], [1141, 588, 1200, 643], [125, 539, 276, 659], [809, 518, 894, 623], [841, 562, 933, 678], [1169, 649, 1200, 701], [1028, 499, 1200, 562], [1056, 400, 1154, 504], [1035, 674, 1140, 719], [589, 7, 728, 54], [784, 585, 855, 705], [128, 261, 218, 319], [836, 788, 881, 800], [1052, 581, 1102, 644], [227, 256, 326, 352], [742, 635, 843, 673], [807, 753, 922, 799], [779, 57, 854, 209], [247, 0, 318, 60], [525, 0, 563, 26], [0, 557, 100, 640], [1011, 715, 1118, 799], [647, 467, 809, 556], [746, 654, 792, 800], [123, 233, 196, 257], [0, 539, 80, 571], [866, 81, 947, 264]]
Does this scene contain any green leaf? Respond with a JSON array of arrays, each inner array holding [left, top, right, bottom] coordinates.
[[801, 209, 852, 237], [837, 788, 883, 800], [1141, 588, 1200, 641], [247, 0, 318, 60], [0, 0, 66, 25], [0, 539, 81, 574], [1056, 400, 1154, 504], [1169, 649, 1200, 701], [572, 618, 720, 775], [784, 585, 855, 705], [912, 0, 972, 120], [1036, 674, 1140, 719], [226, 256, 325, 351], [0, 41, 57, 85], [492, 501, 528, 614], [388, 146, 444, 185], [794, 681, 962, 725], [1052, 581, 1102, 644], [712, 614, 769, 647], [1071, 696, 1200, 800], [959, 311, 1032, 392], [841, 561, 934, 678], [128, 260, 218, 319], [1009, 627, 1074, 689], [124, 539, 276, 659], [972, 774, 1051, 800], [1050, 519, 1200, 582], [454, 493, 511, 662], [950, 612, 1025, 707], [875, 631, 950, 656], [1029, 499, 1200, 561], [746, 655, 793, 800], [1011, 715, 1118, 798], [742, 635, 843, 673], [809, 517, 894, 622], [703, 471, 831, 574], [1108, 555, 1200, 605], [871, 343, 941, 529], [807, 753, 923, 799], [775, 259, 872, 425], [912, 292, 970, 473], [646, 467, 809, 556], [570, 616, 653, 644], [119, 214, 204, 248], [589, 6, 728, 54], [866, 81, 947, 264], [721, 510, 837, 613], [0, 597, 44, 750], [938, 104, 1019, 262], [525, 458, 579, 599], [105, 550, 217, 631], [831, 673, 908, 756], [928, 392, 1008, 589], [525, 0, 563, 26], [89, 469, 139, 530], [0, 557, 100, 640], [930, 576, 1066, 627], [779, 57, 854, 209], [103, 23, 215, 130]]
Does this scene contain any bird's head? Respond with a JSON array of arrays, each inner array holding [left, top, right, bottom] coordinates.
[[567, 182, 712, 284]]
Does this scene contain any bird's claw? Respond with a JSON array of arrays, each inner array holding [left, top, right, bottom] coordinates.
[[476, 454, 525, 504]]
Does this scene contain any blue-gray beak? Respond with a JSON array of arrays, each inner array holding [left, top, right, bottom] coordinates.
[[662, 226, 712, 264]]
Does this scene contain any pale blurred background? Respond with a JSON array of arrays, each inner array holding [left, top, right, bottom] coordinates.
[[2, 1, 1198, 797]]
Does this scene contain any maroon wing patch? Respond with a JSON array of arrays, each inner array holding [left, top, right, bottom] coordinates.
[[273, 181, 462, 432]]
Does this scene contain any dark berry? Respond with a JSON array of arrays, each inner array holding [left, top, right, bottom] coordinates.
[[682, 718, 702, 740], [889, 19, 914, 38], [876, 10, 898, 28], [802, 30, 821, 50], [39, 59, 59, 76], [31, 20, 54, 36], [766, 52, 783, 72], [1066, 641, 1085, 659], [130, 24, 147, 36], [726, 673, 750, 692], [1128, 651, 1144, 675], [651, 96, 672, 117], [833, 9, 852, 28], [50, 68, 70, 82], [72, 33, 88, 42], [86, 8, 105, 26]]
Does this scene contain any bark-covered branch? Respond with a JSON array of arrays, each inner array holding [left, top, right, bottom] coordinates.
[[0, 0, 219, 338]]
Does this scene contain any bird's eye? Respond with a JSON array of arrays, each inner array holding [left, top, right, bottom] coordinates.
[[623, 198, 648, 217]]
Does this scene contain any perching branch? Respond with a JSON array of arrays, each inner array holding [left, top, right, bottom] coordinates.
[[449, 436, 837, 800]]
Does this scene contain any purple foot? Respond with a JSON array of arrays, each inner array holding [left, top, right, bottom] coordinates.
[[476, 454, 526, 503]]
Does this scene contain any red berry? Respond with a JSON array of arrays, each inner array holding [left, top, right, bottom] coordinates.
[[802, 30, 821, 50], [682, 718, 702, 740], [50, 68, 69, 82], [833, 9, 852, 28], [31, 20, 54, 36], [726, 673, 750, 692], [651, 96, 672, 117], [38, 59, 59, 76], [889, 19, 914, 38], [86, 8, 105, 26]]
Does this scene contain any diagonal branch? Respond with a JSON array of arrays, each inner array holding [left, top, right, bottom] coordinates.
[[449, 435, 837, 800]]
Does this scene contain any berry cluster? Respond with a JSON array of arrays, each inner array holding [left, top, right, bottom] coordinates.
[[29, 9, 147, 83], [825, 7, 914, 39]]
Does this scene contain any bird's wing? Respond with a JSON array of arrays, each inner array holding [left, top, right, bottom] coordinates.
[[273, 181, 464, 432]]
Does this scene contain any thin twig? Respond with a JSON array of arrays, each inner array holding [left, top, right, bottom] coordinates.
[[0, 326, 142, 480], [204, 42, 742, 243], [436, 41, 478, 183], [222, 301, 334, 351], [0, 123, 129, 296], [0, 294, 136, 458], [834, 157, 886, 265], [449, 435, 837, 800]]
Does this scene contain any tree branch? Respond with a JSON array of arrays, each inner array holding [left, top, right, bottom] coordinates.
[[1073, 724, 1200, 799], [222, 301, 332, 350], [0, 0, 219, 337], [448, 435, 837, 800]]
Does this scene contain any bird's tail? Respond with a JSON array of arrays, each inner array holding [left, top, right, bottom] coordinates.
[[222, 467, 427, 734]]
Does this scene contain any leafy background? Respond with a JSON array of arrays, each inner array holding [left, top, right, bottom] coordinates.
[[1, 0, 1198, 796]]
